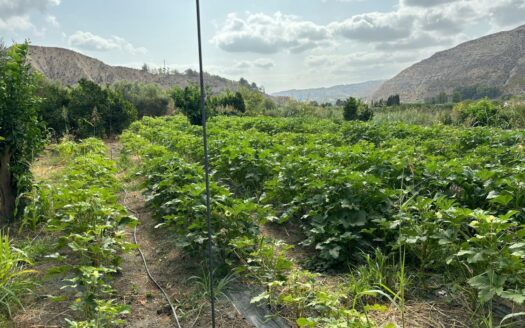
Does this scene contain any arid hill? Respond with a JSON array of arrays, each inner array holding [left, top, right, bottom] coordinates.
[[273, 80, 384, 103], [373, 24, 525, 103], [28, 45, 237, 92]]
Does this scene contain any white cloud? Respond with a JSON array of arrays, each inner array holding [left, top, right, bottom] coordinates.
[[402, 0, 459, 7], [329, 11, 414, 42], [211, 12, 330, 54], [252, 58, 276, 69], [46, 15, 59, 28], [68, 31, 147, 55], [489, 0, 525, 28], [0, 0, 60, 33], [0, 15, 34, 32], [213, 0, 525, 56], [306, 52, 416, 68], [0, 0, 60, 19], [233, 58, 275, 69]]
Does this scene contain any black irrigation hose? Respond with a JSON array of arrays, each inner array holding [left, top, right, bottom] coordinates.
[[195, 0, 217, 327], [123, 191, 182, 328], [133, 225, 182, 328]]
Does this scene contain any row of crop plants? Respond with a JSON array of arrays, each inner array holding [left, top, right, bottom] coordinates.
[[2, 138, 137, 327], [121, 115, 525, 327]]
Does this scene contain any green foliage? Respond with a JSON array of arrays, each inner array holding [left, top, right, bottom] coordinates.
[[121, 114, 525, 325], [341, 97, 373, 122], [170, 85, 204, 125], [231, 236, 293, 285], [211, 91, 246, 114], [113, 81, 169, 118], [237, 86, 275, 114], [231, 236, 390, 327], [0, 232, 35, 318], [68, 79, 137, 138], [35, 78, 71, 139], [343, 97, 358, 121], [456, 210, 525, 305], [452, 98, 510, 127], [139, 153, 262, 258], [25, 138, 136, 326], [372, 103, 453, 126], [453, 85, 502, 101], [386, 94, 400, 106], [0, 42, 44, 221]]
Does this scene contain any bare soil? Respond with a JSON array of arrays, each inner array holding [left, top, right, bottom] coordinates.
[[111, 140, 251, 328], [10, 144, 251, 328], [115, 188, 250, 328]]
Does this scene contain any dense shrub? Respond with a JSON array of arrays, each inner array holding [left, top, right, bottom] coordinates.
[[452, 98, 509, 127], [343, 97, 373, 122], [113, 81, 170, 118], [0, 42, 44, 221], [171, 85, 204, 125], [36, 78, 71, 138], [68, 79, 137, 138]]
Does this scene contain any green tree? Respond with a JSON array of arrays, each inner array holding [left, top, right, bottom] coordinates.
[[0, 43, 44, 221], [436, 92, 448, 104], [343, 97, 358, 121], [211, 91, 246, 114], [452, 98, 506, 127], [69, 79, 109, 138], [113, 81, 169, 118], [386, 94, 400, 106], [35, 78, 71, 139], [237, 86, 270, 114], [171, 85, 204, 125], [69, 79, 137, 138], [357, 102, 374, 121], [106, 90, 137, 135], [452, 90, 462, 103]]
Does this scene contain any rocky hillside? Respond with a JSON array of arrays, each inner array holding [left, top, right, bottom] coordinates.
[[28, 45, 238, 92], [273, 80, 384, 103], [373, 24, 525, 103]]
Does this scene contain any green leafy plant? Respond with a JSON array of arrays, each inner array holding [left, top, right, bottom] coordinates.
[[456, 210, 525, 324], [0, 231, 35, 318]]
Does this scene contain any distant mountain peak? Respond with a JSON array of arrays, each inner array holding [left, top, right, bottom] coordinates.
[[272, 80, 385, 103], [28, 45, 238, 92], [373, 24, 525, 102]]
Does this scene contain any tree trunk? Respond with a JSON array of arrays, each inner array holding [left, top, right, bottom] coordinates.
[[0, 145, 15, 222]]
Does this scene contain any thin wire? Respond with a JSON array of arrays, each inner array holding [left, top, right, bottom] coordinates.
[[195, 0, 216, 327], [123, 190, 182, 328], [133, 225, 182, 328]]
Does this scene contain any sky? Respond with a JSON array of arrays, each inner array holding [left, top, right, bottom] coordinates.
[[1, 0, 525, 93]]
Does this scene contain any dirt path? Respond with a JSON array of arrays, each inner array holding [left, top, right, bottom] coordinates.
[[11, 143, 250, 328], [111, 142, 251, 328]]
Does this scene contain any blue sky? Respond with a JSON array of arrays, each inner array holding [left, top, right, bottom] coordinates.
[[1, 0, 525, 92]]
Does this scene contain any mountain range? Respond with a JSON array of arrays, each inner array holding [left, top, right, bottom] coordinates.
[[272, 80, 384, 103], [27, 24, 525, 104], [28, 45, 237, 93], [373, 24, 525, 102]]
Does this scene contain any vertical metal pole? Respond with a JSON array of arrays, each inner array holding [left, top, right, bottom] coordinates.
[[195, 0, 216, 327]]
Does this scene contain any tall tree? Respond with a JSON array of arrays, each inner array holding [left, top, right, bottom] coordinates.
[[68, 79, 137, 138], [343, 97, 358, 121], [0, 43, 44, 221], [171, 85, 204, 125], [113, 81, 169, 118], [36, 78, 71, 139]]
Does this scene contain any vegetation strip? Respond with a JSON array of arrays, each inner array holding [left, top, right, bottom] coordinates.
[[122, 114, 525, 327], [21, 138, 138, 327]]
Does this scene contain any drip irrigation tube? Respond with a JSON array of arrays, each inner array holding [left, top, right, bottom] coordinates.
[[123, 191, 182, 328], [133, 225, 182, 328]]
